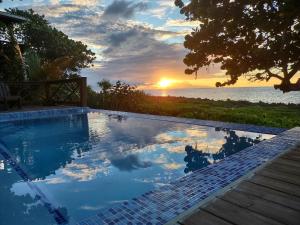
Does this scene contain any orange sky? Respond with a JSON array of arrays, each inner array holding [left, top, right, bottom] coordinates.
[[2, 1, 299, 90], [138, 71, 300, 90]]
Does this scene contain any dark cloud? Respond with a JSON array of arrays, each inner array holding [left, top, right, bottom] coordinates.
[[110, 154, 152, 171], [103, 0, 147, 20], [106, 29, 139, 47], [26, 3, 220, 89]]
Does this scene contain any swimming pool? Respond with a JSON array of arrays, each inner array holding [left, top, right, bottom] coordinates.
[[0, 110, 276, 225]]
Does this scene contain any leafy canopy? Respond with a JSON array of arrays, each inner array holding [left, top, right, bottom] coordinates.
[[0, 9, 95, 81], [96, 79, 147, 110], [175, 0, 300, 92]]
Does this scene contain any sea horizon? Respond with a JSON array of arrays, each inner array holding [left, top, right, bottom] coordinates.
[[144, 86, 300, 104]]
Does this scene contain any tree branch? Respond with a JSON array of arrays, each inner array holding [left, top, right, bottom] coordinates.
[[274, 78, 300, 92], [287, 61, 300, 79], [266, 69, 284, 81]]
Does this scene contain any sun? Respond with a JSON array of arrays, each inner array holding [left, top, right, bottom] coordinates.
[[158, 79, 172, 88]]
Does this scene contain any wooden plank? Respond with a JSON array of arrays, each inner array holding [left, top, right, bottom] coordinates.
[[265, 162, 300, 176], [183, 147, 300, 225], [285, 149, 300, 155], [281, 152, 300, 161], [202, 199, 283, 225], [220, 190, 300, 225], [250, 175, 300, 197], [236, 181, 300, 211], [281, 155, 300, 162], [183, 210, 233, 225], [275, 158, 300, 168], [257, 168, 300, 186]]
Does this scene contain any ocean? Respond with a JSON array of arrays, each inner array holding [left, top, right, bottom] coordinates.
[[145, 87, 300, 104]]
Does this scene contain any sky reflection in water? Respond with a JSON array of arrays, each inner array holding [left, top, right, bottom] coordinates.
[[0, 112, 274, 224]]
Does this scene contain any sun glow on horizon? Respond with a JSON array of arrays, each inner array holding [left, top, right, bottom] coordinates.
[[158, 79, 173, 88]]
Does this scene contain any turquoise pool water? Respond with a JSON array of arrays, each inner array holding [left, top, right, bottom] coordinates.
[[0, 112, 273, 225]]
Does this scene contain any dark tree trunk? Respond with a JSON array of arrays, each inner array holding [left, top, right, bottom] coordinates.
[[274, 78, 300, 93]]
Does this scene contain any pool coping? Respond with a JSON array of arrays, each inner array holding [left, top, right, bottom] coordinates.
[[78, 127, 299, 225], [167, 141, 300, 225], [0, 107, 286, 135], [0, 107, 90, 123], [1, 107, 299, 225], [91, 109, 286, 135]]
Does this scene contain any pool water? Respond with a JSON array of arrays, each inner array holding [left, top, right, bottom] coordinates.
[[0, 112, 274, 225]]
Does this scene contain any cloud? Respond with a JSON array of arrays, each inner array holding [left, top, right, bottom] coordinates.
[[110, 154, 152, 171], [164, 163, 183, 170], [105, 29, 139, 48], [61, 162, 109, 182], [71, 0, 98, 6], [18, 2, 223, 89], [102, 0, 147, 20], [165, 19, 200, 28]]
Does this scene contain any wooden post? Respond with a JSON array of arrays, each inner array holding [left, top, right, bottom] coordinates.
[[79, 77, 87, 107], [45, 82, 50, 105]]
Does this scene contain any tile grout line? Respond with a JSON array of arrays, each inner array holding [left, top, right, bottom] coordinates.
[[78, 128, 300, 225]]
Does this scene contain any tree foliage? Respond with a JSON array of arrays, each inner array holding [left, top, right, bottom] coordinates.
[[97, 80, 147, 110], [0, 9, 95, 81], [24, 50, 77, 80], [86, 80, 147, 110], [175, 0, 300, 92]]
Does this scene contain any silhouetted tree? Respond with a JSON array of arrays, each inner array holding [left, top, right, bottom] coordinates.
[[175, 0, 300, 92], [184, 129, 262, 173], [213, 129, 261, 161], [0, 9, 95, 81], [97, 80, 147, 110], [184, 145, 210, 173]]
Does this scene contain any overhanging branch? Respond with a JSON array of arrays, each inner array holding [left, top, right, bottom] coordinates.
[[266, 69, 283, 81], [274, 78, 300, 92]]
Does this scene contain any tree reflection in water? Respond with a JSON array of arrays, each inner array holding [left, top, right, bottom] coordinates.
[[184, 128, 262, 173]]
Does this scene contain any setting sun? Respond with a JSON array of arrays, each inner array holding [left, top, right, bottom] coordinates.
[[158, 79, 172, 88]]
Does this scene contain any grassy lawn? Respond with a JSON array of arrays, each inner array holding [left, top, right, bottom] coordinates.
[[128, 96, 300, 129]]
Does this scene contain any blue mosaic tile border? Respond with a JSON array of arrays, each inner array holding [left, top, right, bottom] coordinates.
[[93, 109, 286, 135], [0, 107, 90, 123], [78, 127, 300, 225]]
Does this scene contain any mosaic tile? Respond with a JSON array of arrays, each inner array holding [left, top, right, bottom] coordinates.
[[76, 123, 299, 224], [1, 108, 298, 225], [0, 107, 89, 122]]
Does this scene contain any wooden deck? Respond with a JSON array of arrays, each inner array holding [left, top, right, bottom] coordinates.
[[182, 146, 300, 225]]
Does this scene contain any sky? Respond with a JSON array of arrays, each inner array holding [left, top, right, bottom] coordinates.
[[0, 0, 282, 90]]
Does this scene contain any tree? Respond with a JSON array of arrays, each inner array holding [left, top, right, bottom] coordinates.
[[183, 128, 262, 173], [96, 80, 147, 110], [98, 79, 112, 94], [0, 9, 96, 81], [175, 0, 300, 92]]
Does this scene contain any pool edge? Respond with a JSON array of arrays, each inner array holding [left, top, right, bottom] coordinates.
[[0, 107, 286, 135], [77, 124, 300, 225], [1, 107, 298, 225], [91, 109, 286, 135], [167, 136, 300, 225]]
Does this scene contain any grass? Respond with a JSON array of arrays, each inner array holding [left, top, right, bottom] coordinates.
[[122, 96, 300, 129]]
